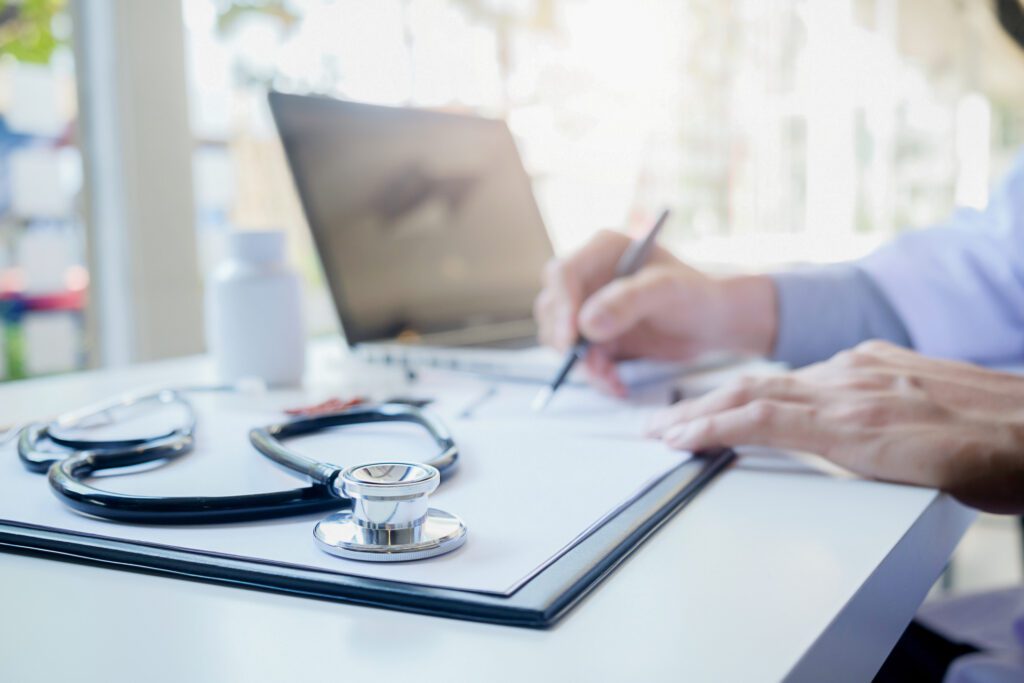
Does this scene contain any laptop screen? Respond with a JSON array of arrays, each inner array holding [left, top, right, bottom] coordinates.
[[269, 92, 554, 345]]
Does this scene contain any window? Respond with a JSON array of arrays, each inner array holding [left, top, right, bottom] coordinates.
[[182, 0, 1024, 335], [0, 0, 86, 381]]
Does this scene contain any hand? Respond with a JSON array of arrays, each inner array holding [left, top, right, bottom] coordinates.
[[533, 229, 777, 395], [648, 340, 1024, 513]]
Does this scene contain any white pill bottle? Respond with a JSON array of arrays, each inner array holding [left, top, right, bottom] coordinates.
[[205, 230, 306, 387]]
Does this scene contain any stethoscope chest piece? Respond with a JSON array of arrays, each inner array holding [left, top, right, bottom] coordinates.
[[314, 462, 467, 562]]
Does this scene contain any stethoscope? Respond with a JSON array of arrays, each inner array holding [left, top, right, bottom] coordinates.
[[12, 389, 468, 562]]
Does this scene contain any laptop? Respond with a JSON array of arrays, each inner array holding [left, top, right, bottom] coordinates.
[[269, 91, 696, 384]]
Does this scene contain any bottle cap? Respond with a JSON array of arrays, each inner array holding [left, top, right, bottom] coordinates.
[[228, 230, 285, 264]]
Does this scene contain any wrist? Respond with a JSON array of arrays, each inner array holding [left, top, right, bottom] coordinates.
[[944, 418, 1024, 514], [714, 275, 778, 357]]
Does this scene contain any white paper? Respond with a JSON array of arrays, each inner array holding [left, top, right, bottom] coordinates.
[[0, 388, 687, 595], [415, 369, 673, 436]]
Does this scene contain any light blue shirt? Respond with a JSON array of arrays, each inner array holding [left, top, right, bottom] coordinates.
[[860, 149, 1024, 364], [770, 147, 1024, 368]]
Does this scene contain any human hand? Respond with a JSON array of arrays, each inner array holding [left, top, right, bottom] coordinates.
[[533, 229, 777, 395], [648, 340, 1024, 513]]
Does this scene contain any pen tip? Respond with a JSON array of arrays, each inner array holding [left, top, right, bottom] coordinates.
[[531, 387, 553, 413]]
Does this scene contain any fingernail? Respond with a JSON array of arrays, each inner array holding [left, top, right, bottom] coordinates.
[[663, 420, 703, 449], [662, 423, 690, 447]]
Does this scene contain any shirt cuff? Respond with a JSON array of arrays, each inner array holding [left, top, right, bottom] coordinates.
[[769, 264, 911, 367]]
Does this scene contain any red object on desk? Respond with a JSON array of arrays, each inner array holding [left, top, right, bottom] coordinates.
[[284, 397, 367, 417]]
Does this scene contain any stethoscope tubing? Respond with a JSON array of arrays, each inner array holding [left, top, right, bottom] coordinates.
[[249, 403, 458, 493], [49, 456, 342, 524], [16, 396, 458, 525]]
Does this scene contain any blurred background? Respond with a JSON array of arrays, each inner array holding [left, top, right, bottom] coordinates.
[[1, 0, 1022, 382], [0, 0, 1021, 595]]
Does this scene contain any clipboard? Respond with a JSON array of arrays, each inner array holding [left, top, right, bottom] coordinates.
[[0, 448, 734, 629]]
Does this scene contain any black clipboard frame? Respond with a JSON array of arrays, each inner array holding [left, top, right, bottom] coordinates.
[[0, 448, 734, 629]]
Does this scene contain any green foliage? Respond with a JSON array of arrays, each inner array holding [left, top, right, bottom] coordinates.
[[0, 0, 66, 64]]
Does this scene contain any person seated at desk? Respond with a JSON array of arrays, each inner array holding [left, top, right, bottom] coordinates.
[[535, 4, 1024, 681]]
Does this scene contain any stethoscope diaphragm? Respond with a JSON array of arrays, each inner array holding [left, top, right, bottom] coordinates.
[[313, 462, 467, 562]]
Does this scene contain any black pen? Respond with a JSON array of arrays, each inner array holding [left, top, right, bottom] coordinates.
[[531, 208, 671, 412]]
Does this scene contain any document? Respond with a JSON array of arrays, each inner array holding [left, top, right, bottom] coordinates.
[[418, 369, 673, 436], [0, 384, 688, 595]]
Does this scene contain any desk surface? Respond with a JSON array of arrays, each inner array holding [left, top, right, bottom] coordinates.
[[0, 343, 974, 683]]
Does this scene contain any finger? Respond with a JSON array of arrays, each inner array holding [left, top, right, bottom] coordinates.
[[795, 341, 905, 380], [537, 231, 633, 352], [803, 341, 1024, 406], [537, 262, 583, 351], [661, 400, 824, 453], [583, 347, 627, 397], [646, 375, 813, 437], [547, 229, 632, 291], [534, 287, 577, 351], [865, 345, 1024, 392], [534, 289, 556, 347], [792, 367, 895, 392], [577, 266, 680, 343], [808, 340, 985, 384], [608, 324, 704, 362]]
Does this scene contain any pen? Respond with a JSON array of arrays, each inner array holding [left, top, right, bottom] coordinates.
[[531, 208, 671, 412]]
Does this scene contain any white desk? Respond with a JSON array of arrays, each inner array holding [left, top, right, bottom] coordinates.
[[0, 343, 974, 682]]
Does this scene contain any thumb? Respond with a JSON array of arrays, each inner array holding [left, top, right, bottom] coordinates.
[[577, 268, 676, 342]]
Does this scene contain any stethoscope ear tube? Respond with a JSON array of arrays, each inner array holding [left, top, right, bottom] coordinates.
[[20, 423, 195, 473], [18, 424, 67, 473]]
